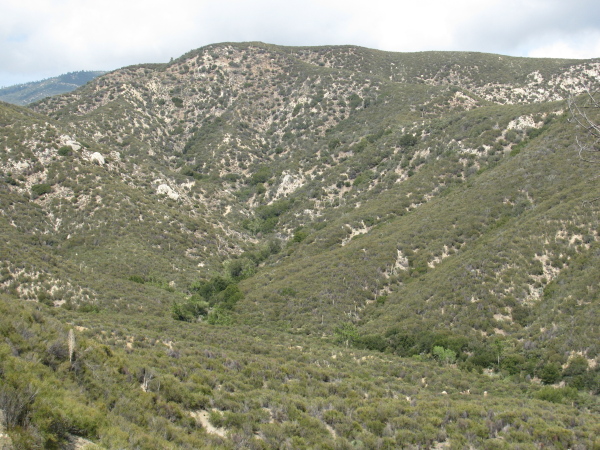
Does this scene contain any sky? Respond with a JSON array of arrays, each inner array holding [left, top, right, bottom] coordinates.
[[2, 0, 600, 87]]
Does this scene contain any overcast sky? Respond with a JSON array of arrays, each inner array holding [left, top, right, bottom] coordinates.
[[2, 0, 600, 87]]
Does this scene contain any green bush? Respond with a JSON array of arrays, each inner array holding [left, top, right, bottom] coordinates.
[[249, 166, 272, 185], [292, 229, 308, 243], [562, 355, 588, 378], [172, 296, 209, 322], [214, 284, 243, 310], [399, 134, 418, 147], [539, 363, 562, 385], [31, 183, 51, 197], [57, 146, 72, 156], [225, 258, 255, 281], [534, 386, 578, 403], [191, 276, 231, 299], [129, 275, 146, 284], [348, 93, 363, 109], [357, 334, 387, 352], [334, 323, 360, 347], [206, 306, 233, 325], [432, 346, 457, 365]]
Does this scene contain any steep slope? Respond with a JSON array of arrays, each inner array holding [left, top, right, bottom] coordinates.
[[240, 110, 600, 360], [1, 43, 600, 448], [0, 100, 248, 315], [10, 40, 600, 381]]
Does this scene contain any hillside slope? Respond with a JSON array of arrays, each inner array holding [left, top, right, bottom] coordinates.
[[0, 71, 106, 106], [1, 42, 599, 448]]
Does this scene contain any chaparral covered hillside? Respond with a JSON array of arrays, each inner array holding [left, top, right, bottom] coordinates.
[[1, 42, 599, 448]]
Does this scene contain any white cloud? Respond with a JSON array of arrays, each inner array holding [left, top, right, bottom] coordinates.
[[1, 0, 599, 87], [450, 0, 600, 57], [527, 30, 600, 59]]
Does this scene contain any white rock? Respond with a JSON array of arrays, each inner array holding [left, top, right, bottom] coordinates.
[[507, 115, 541, 131], [157, 184, 179, 200], [60, 135, 81, 151], [90, 152, 105, 165], [273, 172, 304, 200]]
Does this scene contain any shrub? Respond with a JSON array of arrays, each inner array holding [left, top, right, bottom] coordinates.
[[562, 355, 588, 378], [348, 94, 363, 109], [172, 297, 209, 322], [328, 139, 341, 150], [129, 275, 146, 284], [191, 276, 231, 299], [57, 146, 72, 156], [539, 363, 562, 385], [31, 184, 51, 197], [206, 306, 232, 325], [511, 304, 531, 326], [209, 410, 224, 428], [249, 166, 272, 185], [215, 284, 243, 310], [399, 134, 418, 147], [292, 229, 308, 243], [432, 346, 457, 365], [225, 258, 256, 281], [534, 386, 578, 403], [357, 334, 387, 352], [334, 323, 360, 347], [0, 384, 37, 428]]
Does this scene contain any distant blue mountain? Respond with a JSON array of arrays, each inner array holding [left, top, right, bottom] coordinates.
[[0, 70, 106, 105]]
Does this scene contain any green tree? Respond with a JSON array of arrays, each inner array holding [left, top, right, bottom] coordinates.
[[214, 284, 243, 310], [432, 346, 457, 365], [292, 229, 308, 243], [249, 166, 272, 185], [225, 258, 255, 281], [540, 363, 562, 385], [334, 323, 360, 347], [191, 276, 230, 299], [563, 356, 588, 378]]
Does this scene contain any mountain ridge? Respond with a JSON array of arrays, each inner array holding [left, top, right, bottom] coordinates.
[[0, 70, 107, 106], [1, 42, 599, 448]]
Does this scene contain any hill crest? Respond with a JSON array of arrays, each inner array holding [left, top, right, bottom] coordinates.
[[1, 42, 599, 448]]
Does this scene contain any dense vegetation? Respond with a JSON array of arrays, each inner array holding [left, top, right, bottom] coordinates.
[[0, 42, 599, 448]]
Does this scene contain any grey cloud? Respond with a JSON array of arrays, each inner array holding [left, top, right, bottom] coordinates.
[[453, 0, 600, 56], [2, 0, 599, 87]]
